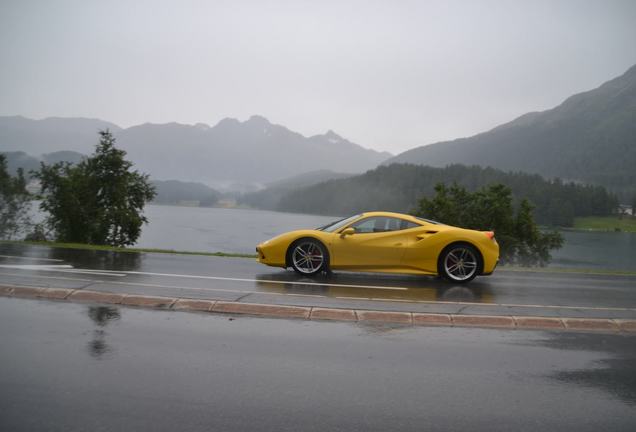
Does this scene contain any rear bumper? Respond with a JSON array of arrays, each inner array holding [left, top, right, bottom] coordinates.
[[481, 259, 499, 276]]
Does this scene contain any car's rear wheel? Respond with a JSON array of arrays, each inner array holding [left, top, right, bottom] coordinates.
[[289, 239, 329, 276], [438, 243, 480, 283]]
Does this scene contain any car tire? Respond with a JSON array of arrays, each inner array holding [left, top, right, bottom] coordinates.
[[438, 243, 481, 283], [289, 239, 329, 276]]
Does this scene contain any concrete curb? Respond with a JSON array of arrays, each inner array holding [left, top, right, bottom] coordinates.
[[2, 285, 635, 334]]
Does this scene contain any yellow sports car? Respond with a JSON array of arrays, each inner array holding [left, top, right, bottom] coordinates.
[[256, 211, 499, 283]]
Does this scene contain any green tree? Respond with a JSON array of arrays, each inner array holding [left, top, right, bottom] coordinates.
[[0, 154, 32, 239], [34, 130, 156, 246], [513, 199, 563, 266], [414, 183, 563, 266]]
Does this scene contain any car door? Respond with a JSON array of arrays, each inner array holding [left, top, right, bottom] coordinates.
[[330, 216, 416, 270]]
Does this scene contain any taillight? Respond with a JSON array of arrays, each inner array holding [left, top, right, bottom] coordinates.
[[484, 231, 496, 241]]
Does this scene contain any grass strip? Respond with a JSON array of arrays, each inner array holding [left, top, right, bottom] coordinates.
[[573, 216, 636, 233], [0, 240, 258, 259], [498, 265, 636, 277]]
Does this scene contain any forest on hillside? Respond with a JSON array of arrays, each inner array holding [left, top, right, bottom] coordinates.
[[276, 164, 618, 227]]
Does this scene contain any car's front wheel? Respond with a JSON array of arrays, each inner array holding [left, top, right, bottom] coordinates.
[[289, 239, 328, 276], [438, 243, 481, 283]]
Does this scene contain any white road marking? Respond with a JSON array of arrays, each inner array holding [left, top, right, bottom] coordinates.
[[0, 264, 126, 277], [372, 298, 412, 302], [0, 271, 96, 283], [0, 264, 73, 270], [1, 267, 636, 312], [56, 270, 127, 277], [96, 269, 411, 291], [107, 280, 240, 294], [0, 255, 64, 262], [108, 280, 324, 299]]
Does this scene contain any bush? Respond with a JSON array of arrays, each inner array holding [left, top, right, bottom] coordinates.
[[0, 154, 31, 239], [414, 183, 563, 266], [33, 130, 156, 247]]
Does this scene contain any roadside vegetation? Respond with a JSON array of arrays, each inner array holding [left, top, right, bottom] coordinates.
[[1, 240, 257, 258], [415, 183, 563, 266], [32, 130, 156, 246], [573, 216, 636, 232], [0, 154, 32, 240]]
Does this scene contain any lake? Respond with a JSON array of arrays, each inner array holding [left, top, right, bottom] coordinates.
[[30, 203, 636, 272], [137, 205, 336, 254], [139, 205, 636, 272]]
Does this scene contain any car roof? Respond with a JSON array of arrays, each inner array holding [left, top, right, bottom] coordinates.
[[358, 211, 428, 224]]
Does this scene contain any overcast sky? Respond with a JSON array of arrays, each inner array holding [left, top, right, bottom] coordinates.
[[1, 0, 635, 154]]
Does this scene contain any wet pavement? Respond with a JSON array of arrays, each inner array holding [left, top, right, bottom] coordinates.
[[1, 243, 636, 319], [1, 297, 635, 431]]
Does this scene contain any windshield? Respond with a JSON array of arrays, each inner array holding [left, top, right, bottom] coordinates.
[[316, 214, 362, 232]]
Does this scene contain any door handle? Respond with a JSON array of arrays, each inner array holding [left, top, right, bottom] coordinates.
[[416, 231, 438, 240]]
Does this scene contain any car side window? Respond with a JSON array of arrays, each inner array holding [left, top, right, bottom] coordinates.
[[400, 220, 420, 230], [351, 217, 419, 233]]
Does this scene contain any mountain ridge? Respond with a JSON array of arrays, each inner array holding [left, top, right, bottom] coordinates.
[[0, 115, 391, 185], [384, 64, 636, 199]]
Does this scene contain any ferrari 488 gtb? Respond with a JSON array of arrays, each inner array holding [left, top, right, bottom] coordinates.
[[256, 211, 499, 283]]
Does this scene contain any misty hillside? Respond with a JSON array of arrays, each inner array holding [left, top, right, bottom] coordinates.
[[264, 169, 353, 190], [1, 150, 85, 177], [276, 164, 617, 227], [0, 116, 121, 155], [239, 169, 352, 210], [2, 150, 221, 207], [385, 64, 636, 199], [2, 152, 39, 176], [42, 151, 85, 165], [151, 180, 220, 207], [0, 115, 391, 185]]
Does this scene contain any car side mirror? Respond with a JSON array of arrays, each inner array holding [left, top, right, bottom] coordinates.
[[340, 227, 355, 237]]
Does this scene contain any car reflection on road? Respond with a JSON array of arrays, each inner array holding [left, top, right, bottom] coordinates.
[[254, 271, 495, 303]]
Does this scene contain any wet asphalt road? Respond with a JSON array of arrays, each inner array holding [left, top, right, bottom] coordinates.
[[1, 243, 636, 319], [1, 297, 635, 431]]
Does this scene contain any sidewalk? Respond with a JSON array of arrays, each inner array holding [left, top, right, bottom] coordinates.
[[3, 284, 635, 334]]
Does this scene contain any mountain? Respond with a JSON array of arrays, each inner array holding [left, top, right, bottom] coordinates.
[[151, 180, 220, 207], [239, 169, 352, 210], [0, 115, 391, 185], [264, 169, 353, 190], [1, 151, 40, 176], [384, 64, 636, 199], [42, 151, 85, 165], [276, 164, 617, 227], [1, 150, 85, 177], [117, 115, 391, 184], [0, 116, 121, 155]]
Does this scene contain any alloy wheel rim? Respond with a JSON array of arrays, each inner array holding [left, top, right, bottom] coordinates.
[[444, 247, 478, 281], [292, 242, 324, 274]]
